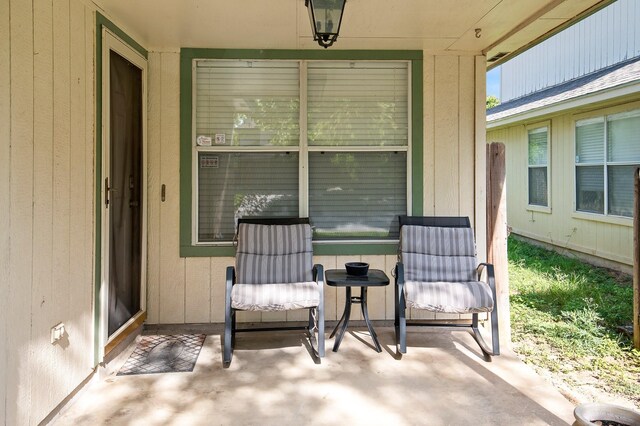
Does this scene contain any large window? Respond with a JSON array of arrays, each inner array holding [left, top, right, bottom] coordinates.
[[575, 109, 640, 217], [193, 59, 410, 244], [527, 125, 549, 208]]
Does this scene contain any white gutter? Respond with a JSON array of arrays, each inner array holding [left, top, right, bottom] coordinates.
[[487, 80, 640, 129]]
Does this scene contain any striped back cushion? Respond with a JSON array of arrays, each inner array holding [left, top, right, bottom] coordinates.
[[400, 225, 477, 282], [236, 223, 313, 284]]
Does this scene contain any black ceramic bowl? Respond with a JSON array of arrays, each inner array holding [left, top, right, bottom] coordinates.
[[345, 262, 369, 276]]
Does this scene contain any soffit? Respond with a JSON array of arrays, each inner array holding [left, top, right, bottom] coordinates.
[[94, 0, 609, 65]]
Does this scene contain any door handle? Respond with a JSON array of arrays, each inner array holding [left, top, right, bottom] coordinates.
[[129, 200, 139, 208], [104, 177, 110, 207]]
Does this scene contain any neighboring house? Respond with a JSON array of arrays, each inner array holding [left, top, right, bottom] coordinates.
[[1, 0, 613, 424], [487, 0, 640, 273]]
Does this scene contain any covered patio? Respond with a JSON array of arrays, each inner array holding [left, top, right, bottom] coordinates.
[[54, 326, 576, 425], [1, 0, 620, 424]]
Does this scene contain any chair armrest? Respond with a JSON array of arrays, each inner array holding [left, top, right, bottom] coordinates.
[[226, 266, 235, 291], [477, 262, 497, 298], [395, 262, 405, 287], [313, 264, 324, 307], [476, 262, 494, 280], [313, 264, 324, 292], [225, 266, 236, 319]]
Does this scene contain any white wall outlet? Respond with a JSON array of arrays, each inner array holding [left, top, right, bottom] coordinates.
[[51, 322, 65, 344]]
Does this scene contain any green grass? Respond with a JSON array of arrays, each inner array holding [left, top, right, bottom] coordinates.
[[508, 237, 640, 405]]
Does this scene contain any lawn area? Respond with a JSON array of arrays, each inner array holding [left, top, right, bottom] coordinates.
[[508, 237, 640, 408]]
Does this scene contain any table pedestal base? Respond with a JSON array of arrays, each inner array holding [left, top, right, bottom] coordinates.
[[330, 286, 382, 352]]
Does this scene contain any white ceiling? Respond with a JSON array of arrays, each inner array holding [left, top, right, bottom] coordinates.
[[94, 0, 611, 66]]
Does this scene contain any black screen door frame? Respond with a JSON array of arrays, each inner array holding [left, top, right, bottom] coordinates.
[[100, 29, 148, 356]]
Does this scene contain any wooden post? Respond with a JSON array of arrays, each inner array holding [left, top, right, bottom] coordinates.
[[486, 142, 511, 347], [634, 167, 639, 350]]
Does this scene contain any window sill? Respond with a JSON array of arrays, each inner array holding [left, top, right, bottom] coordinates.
[[527, 205, 551, 214], [181, 245, 236, 257], [180, 241, 399, 257], [571, 211, 633, 227]]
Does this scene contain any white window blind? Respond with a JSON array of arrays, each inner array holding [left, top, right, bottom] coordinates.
[[193, 59, 411, 243], [195, 61, 300, 146], [309, 152, 407, 240], [528, 127, 548, 165], [198, 152, 299, 241], [528, 169, 548, 207], [307, 62, 408, 147], [576, 166, 604, 214], [576, 118, 604, 164], [606, 110, 640, 216], [307, 61, 409, 239], [607, 111, 640, 162], [575, 110, 640, 217], [527, 127, 548, 207], [608, 165, 635, 216]]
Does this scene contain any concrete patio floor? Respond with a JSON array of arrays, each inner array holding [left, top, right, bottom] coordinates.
[[52, 325, 577, 425]]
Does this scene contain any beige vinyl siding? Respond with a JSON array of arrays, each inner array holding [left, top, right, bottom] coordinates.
[[6, 1, 33, 425], [0, 0, 9, 423], [159, 52, 186, 324], [488, 101, 638, 270], [2, 0, 96, 423], [146, 52, 486, 324], [146, 52, 162, 324]]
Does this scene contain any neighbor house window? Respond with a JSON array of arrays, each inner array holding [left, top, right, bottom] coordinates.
[[575, 109, 640, 217], [193, 59, 409, 243], [527, 125, 549, 207]]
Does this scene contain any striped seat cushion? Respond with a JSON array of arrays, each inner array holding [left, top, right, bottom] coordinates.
[[231, 282, 320, 311], [400, 225, 477, 282], [404, 280, 494, 314], [236, 223, 313, 284]]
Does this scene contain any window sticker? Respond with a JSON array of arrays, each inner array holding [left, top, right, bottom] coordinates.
[[214, 134, 226, 144], [200, 155, 219, 168], [196, 135, 212, 146]]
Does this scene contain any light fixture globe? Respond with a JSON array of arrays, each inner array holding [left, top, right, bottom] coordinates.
[[305, 0, 346, 48]]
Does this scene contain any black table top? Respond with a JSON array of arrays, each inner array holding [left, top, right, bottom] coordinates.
[[325, 269, 390, 287]]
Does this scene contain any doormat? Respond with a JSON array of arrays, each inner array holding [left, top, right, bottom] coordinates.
[[117, 334, 206, 376]]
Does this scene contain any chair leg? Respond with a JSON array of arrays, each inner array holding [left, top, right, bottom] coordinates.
[[396, 289, 407, 354], [231, 311, 236, 347], [308, 309, 317, 353], [471, 312, 499, 357], [224, 266, 235, 368], [399, 301, 407, 354], [223, 292, 235, 367], [475, 262, 500, 357], [395, 264, 407, 354], [394, 280, 400, 346], [490, 304, 500, 356], [307, 306, 325, 359], [317, 303, 325, 358], [223, 309, 233, 368], [315, 265, 325, 358]]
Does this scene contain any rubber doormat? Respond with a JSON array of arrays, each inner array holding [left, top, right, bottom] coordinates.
[[117, 334, 206, 375]]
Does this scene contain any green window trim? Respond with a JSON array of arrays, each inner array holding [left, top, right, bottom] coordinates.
[[180, 48, 423, 257]]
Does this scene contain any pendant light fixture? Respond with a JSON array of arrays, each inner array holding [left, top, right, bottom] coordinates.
[[305, 0, 347, 48]]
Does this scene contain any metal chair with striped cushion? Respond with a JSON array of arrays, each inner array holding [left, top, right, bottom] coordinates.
[[223, 217, 325, 367], [394, 216, 499, 358]]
